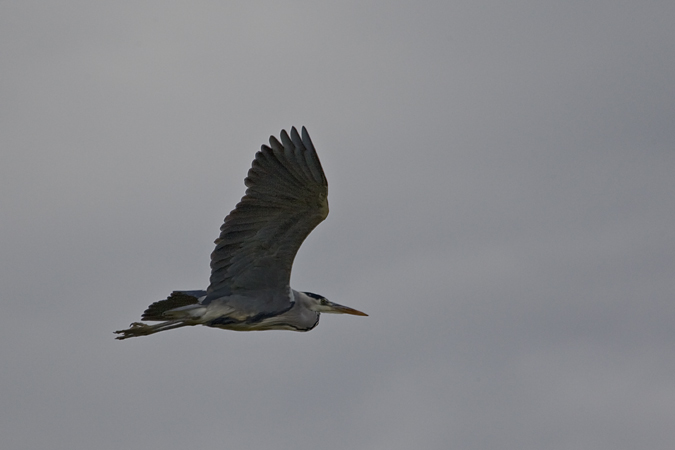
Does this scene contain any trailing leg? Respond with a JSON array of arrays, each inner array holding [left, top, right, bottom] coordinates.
[[114, 320, 192, 340]]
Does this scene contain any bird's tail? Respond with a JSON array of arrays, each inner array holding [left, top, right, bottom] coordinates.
[[141, 290, 204, 321]]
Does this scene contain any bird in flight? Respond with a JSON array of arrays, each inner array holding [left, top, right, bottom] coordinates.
[[115, 127, 367, 340]]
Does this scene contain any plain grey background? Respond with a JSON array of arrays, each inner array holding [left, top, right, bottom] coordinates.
[[2, 1, 674, 449]]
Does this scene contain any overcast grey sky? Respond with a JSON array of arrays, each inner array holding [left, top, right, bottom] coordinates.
[[2, 1, 674, 449]]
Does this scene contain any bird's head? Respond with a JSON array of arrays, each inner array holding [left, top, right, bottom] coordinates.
[[302, 291, 368, 316]]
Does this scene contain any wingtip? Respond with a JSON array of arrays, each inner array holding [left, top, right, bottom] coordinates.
[[290, 127, 304, 150], [268, 135, 283, 151], [301, 127, 315, 153], [279, 129, 294, 150]]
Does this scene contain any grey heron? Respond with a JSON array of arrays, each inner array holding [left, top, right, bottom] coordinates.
[[115, 127, 366, 340]]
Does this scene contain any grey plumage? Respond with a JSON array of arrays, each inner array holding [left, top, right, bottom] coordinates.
[[115, 127, 366, 340]]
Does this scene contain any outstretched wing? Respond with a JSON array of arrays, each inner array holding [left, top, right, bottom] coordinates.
[[206, 127, 328, 301]]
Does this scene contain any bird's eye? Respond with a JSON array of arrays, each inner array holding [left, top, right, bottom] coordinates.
[[320, 299, 327, 305]]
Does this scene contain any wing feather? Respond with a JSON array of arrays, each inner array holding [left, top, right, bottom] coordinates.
[[206, 127, 328, 304]]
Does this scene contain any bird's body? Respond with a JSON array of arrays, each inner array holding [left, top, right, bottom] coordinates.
[[115, 127, 366, 340]]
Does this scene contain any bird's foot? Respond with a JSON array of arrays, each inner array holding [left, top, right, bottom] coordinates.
[[114, 322, 154, 340]]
